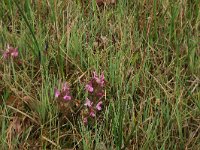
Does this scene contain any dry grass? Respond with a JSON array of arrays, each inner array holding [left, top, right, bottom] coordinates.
[[0, 0, 199, 149]]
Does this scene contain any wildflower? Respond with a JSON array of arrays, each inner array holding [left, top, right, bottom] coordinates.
[[10, 48, 18, 58], [2, 45, 19, 59], [3, 51, 9, 59], [83, 71, 106, 124], [97, 91, 104, 98], [89, 109, 95, 117], [54, 89, 60, 98], [54, 82, 72, 101], [96, 101, 103, 111], [62, 83, 69, 91], [84, 98, 93, 107], [93, 71, 105, 87], [83, 117, 88, 124], [63, 94, 71, 101], [85, 83, 94, 93]]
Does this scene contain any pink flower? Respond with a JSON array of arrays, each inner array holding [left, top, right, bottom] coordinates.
[[97, 91, 104, 98], [93, 71, 99, 80], [10, 48, 18, 58], [93, 71, 105, 87], [85, 83, 93, 92], [2, 45, 19, 59], [54, 89, 60, 98], [3, 51, 9, 59], [83, 117, 88, 124], [84, 98, 93, 107], [96, 101, 103, 111], [83, 71, 106, 121], [89, 110, 95, 117], [62, 83, 69, 91], [54, 82, 72, 101], [63, 94, 71, 101]]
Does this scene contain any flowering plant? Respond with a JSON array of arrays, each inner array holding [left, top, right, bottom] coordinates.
[[54, 82, 72, 101], [83, 71, 106, 124], [2, 45, 19, 59]]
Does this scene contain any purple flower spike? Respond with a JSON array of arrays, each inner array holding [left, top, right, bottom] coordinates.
[[84, 98, 93, 107], [85, 83, 94, 92], [83, 71, 106, 121], [96, 101, 103, 111], [63, 94, 71, 101], [55, 89, 60, 98]]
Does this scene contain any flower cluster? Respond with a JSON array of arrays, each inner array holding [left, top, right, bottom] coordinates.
[[2, 45, 19, 59], [53, 72, 106, 125], [54, 82, 71, 101], [83, 71, 105, 124]]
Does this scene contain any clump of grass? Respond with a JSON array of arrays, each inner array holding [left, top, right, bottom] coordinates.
[[0, 0, 199, 149]]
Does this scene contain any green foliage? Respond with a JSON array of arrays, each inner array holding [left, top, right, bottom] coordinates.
[[0, 0, 199, 149]]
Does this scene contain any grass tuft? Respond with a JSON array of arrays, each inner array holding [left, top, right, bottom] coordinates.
[[0, 0, 199, 149]]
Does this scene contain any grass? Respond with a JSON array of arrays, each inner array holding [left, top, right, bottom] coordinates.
[[0, 0, 199, 149]]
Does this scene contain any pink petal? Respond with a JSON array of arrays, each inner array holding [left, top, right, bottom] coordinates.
[[100, 73, 105, 86], [63, 94, 71, 101], [96, 101, 103, 111], [11, 49, 18, 58], [89, 110, 95, 117], [93, 71, 105, 86], [100, 72, 105, 80], [85, 84, 93, 92], [84, 98, 93, 107], [83, 117, 88, 124], [62, 82, 69, 91], [94, 75, 100, 83], [93, 71, 98, 78], [3, 51, 9, 59], [55, 89, 60, 98], [97, 91, 104, 98], [93, 72, 100, 82]]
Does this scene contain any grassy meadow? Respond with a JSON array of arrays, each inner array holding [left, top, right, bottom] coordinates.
[[0, 0, 200, 149]]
